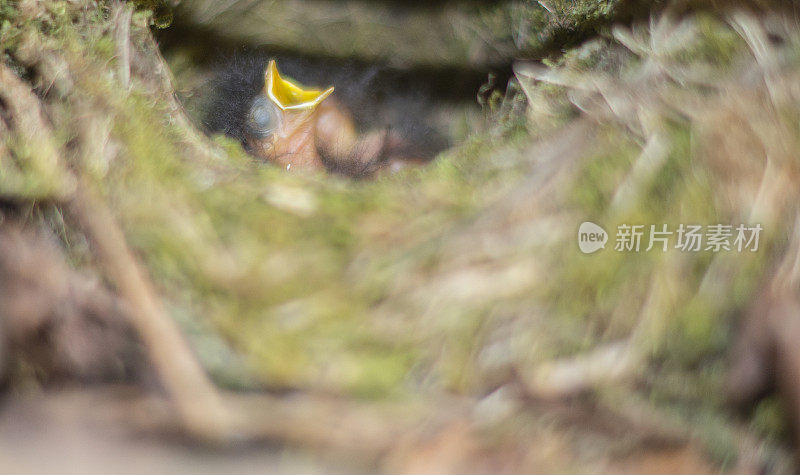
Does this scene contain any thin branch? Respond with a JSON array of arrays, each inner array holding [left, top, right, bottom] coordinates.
[[113, 2, 133, 90], [0, 60, 232, 443]]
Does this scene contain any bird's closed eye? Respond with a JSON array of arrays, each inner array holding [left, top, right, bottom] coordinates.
[[246, 95, 280, 138]]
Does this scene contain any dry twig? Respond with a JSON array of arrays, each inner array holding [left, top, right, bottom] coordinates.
[[0, 59, 231, 443]]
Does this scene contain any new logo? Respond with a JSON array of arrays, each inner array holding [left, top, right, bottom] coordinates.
[[578, 222, 608, 254]]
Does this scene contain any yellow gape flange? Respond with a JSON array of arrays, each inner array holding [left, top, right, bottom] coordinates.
[[264, 60, 334, 111]]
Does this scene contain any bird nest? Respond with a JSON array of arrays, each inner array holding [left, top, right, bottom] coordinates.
[[1, 0, 800, 472]]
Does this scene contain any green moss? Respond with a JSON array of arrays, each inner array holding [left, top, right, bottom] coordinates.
[[672, 15, 746, 67], [128, 0, 173, 28], [751, 396, 790, 441]]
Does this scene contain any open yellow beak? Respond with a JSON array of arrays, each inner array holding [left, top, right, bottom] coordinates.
[[265, 60, 334, 111]]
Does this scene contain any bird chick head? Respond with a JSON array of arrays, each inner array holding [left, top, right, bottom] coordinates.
[[244, 60, 335, 170]]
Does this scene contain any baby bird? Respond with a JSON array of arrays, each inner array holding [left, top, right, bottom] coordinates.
[[204, 56, 442, 177]]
